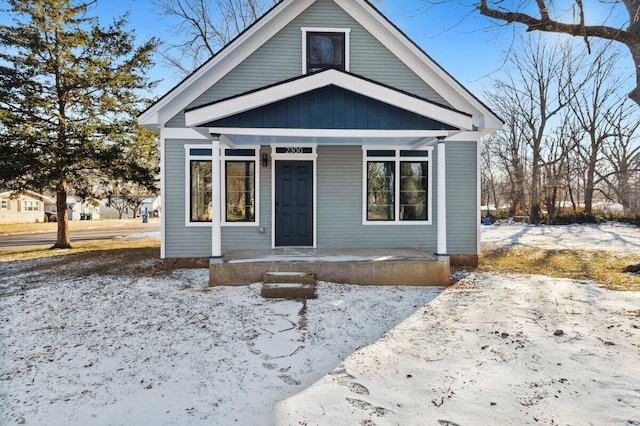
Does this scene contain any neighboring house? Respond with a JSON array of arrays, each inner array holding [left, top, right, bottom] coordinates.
[[139, 0, 503, 285], [66, 196, 101, 221], [0, 190, 53, 224], [138, 196, 161, 217]]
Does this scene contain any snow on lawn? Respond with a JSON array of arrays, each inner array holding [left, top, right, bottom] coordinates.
[[0, 268, 440, 425], [277, 273, 640, 425], [481, 222, 640, 252], [2, 223, 640, 425]]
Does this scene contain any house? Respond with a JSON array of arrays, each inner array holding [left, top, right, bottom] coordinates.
[[139, 0, 503, 286], [65, 196, 102, 221], [138, 196, 161, 217], [0, 190, 54, 224]]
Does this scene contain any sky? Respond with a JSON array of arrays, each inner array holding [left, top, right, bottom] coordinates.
[[86, 0, 515, 98], [0, 0, 635, 103]]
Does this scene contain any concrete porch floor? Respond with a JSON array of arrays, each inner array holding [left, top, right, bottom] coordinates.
[[209, 248, 450, 287]]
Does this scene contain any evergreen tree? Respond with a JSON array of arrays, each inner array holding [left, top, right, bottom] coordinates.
[[0, 0, 158, 248]]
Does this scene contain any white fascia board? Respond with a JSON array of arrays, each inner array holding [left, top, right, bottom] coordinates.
[[138, 0, 315, 128], [161, 127, 212, 140], [187, 69, 472, 130], [208, 127, 452, 138], [335, 0, 502, 131]]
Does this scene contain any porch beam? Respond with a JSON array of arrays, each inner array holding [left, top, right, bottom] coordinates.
[[211, 135, 223, 262], [219, 134, 237, 149], [436, 137, 448, 257]]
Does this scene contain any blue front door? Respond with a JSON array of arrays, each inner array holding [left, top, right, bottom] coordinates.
[[275, 160, 313, 247]]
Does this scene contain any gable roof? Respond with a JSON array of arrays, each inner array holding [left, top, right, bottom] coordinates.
[[139, 0, 502, 133], [185, 69, 472, 130]]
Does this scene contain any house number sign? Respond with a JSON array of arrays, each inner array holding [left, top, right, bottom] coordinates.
[[275, 147, 314, 155]]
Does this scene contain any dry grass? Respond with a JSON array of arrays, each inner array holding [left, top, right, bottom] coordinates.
[[0, 239, 165, 278], [480, 247, 640, 292]]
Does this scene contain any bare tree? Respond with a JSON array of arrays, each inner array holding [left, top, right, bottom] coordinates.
[[599, 100, 640, 213], [475, 0, 640, 109], [494, 36, 586, 222], [541, 113, 582, 223], [483, 83, 530, 216], [150, 0, 278, 74], [568, 44, 629, 213]]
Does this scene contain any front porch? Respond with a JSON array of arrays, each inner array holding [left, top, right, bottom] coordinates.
[[209, 248, 450, 286]]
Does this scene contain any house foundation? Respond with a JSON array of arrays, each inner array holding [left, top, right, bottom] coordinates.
[[209, 249, 450, 287]]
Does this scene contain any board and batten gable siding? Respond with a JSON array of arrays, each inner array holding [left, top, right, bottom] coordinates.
[[165, 0, 449, 128]]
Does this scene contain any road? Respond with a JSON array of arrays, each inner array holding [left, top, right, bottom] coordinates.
[[0, 223, 160, 251]]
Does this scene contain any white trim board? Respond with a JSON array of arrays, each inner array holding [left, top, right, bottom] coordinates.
[[139, 0, 502, 132], [301, 27, 351, 74], [139, 0, 315, 129], [185, 69, 473, 130], [270, 145, 318, 249]]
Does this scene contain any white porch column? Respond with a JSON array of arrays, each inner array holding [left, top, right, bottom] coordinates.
[[436, 137, 448, 256], [211, 135, 223, 263]]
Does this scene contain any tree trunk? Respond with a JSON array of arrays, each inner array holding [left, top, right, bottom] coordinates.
[[584, 151, 598, 214], [52, 181, 72, 249], [530, 144, 542, 223], [628, 35, 640, 107]]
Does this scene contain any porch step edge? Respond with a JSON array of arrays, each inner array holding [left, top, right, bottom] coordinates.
[[261, 282, 317, 299], [263, 272, 315, 284]]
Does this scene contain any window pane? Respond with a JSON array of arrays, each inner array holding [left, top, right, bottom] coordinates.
[[308, 32, 344, 72], [191, 160, 212, 222], [367, 161, 395, 221], [400, 161, 428, 221], [226, 161, 255, 222]]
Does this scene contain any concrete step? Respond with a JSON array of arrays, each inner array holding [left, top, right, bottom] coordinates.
[[261, 283, 317, 300], [263, 271, 315, 285]]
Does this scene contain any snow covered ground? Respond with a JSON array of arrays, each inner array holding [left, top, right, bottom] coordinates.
[[481, 222, 640, 252], [0, 270, 440, 425], [1, 224, 640, 425]]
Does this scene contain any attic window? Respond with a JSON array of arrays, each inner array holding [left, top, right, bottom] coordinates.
[[302, 28, 350, 74]]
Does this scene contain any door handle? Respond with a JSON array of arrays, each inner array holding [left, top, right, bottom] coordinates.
[[275, 202, 280, 212]]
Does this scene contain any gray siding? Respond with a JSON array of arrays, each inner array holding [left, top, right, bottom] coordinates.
[[164, 140, 273, 258], [166, 0, 449, 127], [220, 146, 273, 252], [316, 143, 478, 255], [445, 141, 479, 254], [164, 139, 211, 258], [316, 145, 432, 249], [165, 141, 478, 257]]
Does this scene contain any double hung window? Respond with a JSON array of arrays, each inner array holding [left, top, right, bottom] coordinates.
[[363, 149, 432, 224]]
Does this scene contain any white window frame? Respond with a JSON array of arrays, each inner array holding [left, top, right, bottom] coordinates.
[[271, 144, 318, 249], [0, 199, 7, 210], [185, 144, 261, 227], [301, 27, 351, 74], [362, 147, 433, 226], [21, 200, 39, 212], [221, 146, 260, 227], [184, 144, 214, 227]]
